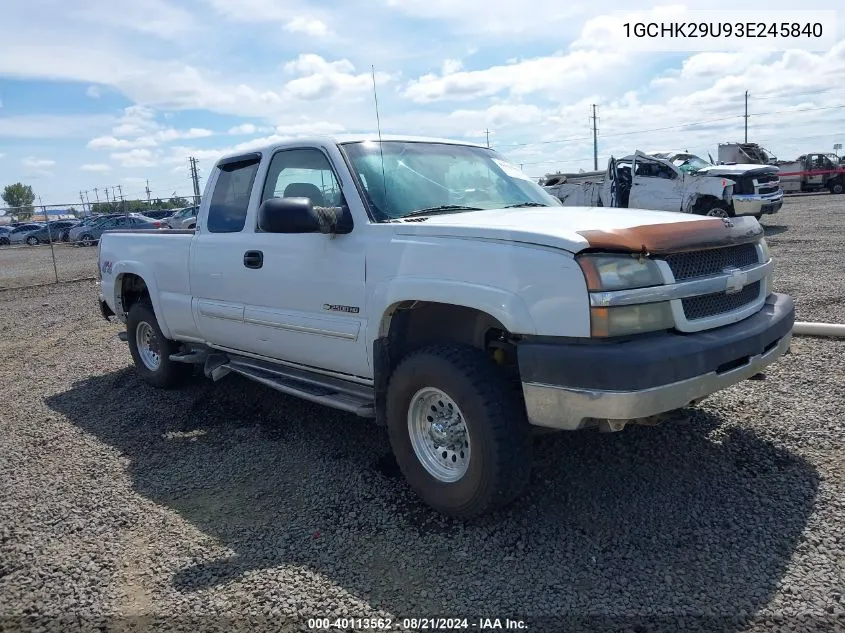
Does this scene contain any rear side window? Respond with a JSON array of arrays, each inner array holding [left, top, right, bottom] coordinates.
[[207, 157, 261, 233]]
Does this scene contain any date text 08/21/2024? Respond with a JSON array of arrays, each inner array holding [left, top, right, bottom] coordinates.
[[307, 617, 528, 630]]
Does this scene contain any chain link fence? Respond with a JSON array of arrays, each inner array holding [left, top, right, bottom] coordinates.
[[0, 198, 200, 290]]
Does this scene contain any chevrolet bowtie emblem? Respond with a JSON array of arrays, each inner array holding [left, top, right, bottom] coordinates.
[[723, 266, 747, 295]]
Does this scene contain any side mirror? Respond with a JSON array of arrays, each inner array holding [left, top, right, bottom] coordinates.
[[257, 197, 353, 235]]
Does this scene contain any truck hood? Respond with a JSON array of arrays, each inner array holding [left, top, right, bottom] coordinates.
[[696, 164, 778, 177], [392, 206, 760, 254]]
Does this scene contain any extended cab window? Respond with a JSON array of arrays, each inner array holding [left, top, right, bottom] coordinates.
[[261, 149, 343, 208], [635, 160, 676, 180], [207, 157, 261, 233]]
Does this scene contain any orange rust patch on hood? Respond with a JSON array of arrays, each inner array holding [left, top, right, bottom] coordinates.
[[577, 217, 763, 255]]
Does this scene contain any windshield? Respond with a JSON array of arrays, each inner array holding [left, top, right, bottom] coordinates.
[[341, 141, 560, 221], [668, 154, 712, 172]]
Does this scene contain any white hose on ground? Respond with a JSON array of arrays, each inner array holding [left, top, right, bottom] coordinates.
[[793, 321, 845, 338]]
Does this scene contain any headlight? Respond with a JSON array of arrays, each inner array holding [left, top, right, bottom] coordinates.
[[577, 253, 663, 291], [590, 302, 674, 337]]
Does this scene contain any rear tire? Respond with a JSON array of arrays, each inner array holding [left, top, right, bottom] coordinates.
[[80, 233, 94, 247], [26, 236, 38, 245], [386, 343, 532, 518], [126, 300, 190, 389], [829, 179, 844, 195]]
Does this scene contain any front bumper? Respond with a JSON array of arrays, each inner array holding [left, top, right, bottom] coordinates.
[[519, 293, 794, 430], [732, 192, 784, 216]]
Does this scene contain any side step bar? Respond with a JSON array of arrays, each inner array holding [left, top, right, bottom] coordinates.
[[169, 348, 375, 418], [228, 360, 376, 417]]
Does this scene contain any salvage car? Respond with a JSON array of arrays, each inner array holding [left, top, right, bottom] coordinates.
[[543, 150, 783, 219], [22, 220, 80, 245], [70, 214, 162, 246], [97, 134, 795, 518]]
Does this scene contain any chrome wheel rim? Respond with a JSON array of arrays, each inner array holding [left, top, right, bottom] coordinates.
[[135, 321, 161, 371], [706, 208, 729, 218], [408, 387, 471, 483]]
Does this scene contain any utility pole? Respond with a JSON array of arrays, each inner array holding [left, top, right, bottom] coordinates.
[[484, 129, 490, 148], [189, 157, 201, 203], [79, 191, 86, 213], [84, 191, 91, 214], [591, 104, 599, 171], [744, 90, 749, 143], [104, 187, 111, 205], [93, 187, 100, 205], [145, 179, 152, 207]]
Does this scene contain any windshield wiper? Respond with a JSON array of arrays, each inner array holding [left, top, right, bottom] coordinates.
[[401, 205, 484, 219], [503, 202, 549, 208]]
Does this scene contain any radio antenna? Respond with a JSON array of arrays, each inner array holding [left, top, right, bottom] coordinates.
[[371, 65, 388, 207]]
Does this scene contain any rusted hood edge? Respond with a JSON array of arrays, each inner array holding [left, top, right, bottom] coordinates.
[[576, 217, 763, 255]]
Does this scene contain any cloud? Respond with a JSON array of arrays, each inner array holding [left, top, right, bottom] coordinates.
[[0, 114, 114, 139], [88, 136, 157, 149], [87, 107, 214, 149], [284, 17, 332, 37], [274, 121, 345, 135], [86, 85, 102, 98], [22, 157, 56, 168], [403, 49, 627, 102], [282, 54, 390, 101], [80, 163, 111, 172], [111, 149, 157, 168], [382, 0, 585, 36], [228, 123, 259, 135]]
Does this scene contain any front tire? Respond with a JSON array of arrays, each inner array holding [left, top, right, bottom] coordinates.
[[79, 233, 94, 247], [386, 343, 532, 518], [26, 236, 38, 245], [704, 205, 732, 218], [126, 300, 190, 389]]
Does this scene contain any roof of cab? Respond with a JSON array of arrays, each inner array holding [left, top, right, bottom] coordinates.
[[214, 134, 489, 164]]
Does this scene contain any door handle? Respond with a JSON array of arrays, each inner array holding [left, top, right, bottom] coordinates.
[[243, 250, 263, 269]]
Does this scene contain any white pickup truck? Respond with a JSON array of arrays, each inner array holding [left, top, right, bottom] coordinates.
[[543, 150, 783, 220], [97, 134, 795, 518]]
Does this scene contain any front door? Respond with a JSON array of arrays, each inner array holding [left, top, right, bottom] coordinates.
[[629, 153, 684, 213], [190, 148, 369, 379]]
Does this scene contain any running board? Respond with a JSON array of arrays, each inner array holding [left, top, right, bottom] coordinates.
[[227, 357, 375, 418]]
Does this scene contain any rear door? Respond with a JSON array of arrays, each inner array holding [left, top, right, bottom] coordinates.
[[629, 153, 684, 212]]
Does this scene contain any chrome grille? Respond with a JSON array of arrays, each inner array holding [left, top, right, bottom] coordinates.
[[663, 243, 759, 281], [682, 281, 761, 320]]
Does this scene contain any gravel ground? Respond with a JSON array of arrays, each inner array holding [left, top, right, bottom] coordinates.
[[1, 195, 844, 633], [0, 243, 98, 290]]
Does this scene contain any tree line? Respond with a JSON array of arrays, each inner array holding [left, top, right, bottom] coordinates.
[[2, 182, 195, 219]]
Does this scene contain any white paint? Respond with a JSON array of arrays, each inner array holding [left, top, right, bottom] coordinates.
[[96, 136, 750, 383]]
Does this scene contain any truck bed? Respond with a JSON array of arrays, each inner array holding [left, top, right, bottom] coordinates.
[[98, 229, 198, 341]]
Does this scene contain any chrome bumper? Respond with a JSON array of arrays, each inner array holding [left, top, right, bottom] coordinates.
[[732, 192, 784, 216], [522, 331, 791, 431]]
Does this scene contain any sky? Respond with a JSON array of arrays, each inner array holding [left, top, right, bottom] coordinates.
[[0, 0, 844, 206]]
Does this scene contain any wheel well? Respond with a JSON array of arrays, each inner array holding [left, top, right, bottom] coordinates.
[[372, 302, 520, 426], [382, 301, 513, 359], [118, 273, 150, 316], [690, 194, 725, 214]]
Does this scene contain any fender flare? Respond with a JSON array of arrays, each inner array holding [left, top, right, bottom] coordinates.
[[368, 277, 537, 351], [111, 262, 174, 340]]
